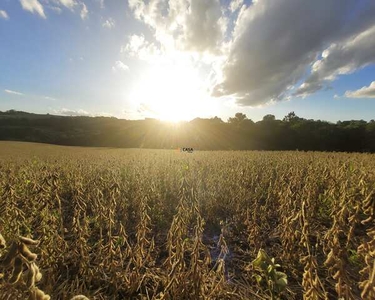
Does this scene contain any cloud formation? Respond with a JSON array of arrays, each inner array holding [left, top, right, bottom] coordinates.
[[55, 108, 91, 116], [48, 6, 62, 14], [0, 10, 9, 20], [4, 89, 24, 96], [20, 0, 46, 18], [56, 0, 77, 9], [229, 0, 243, 13], [80, 2, 88, 19], [18, 0, 375, 108], [53, 108, 114, 117], [33, 0, 90, 18], [112, 61, 129, 72], [345, 81, 375, 99], [127, 0, 375, 107], [295, 24, 375, 97], [121, 34, 161, 61], [128, 0, 227, 54], [44, 96, 57, 101], [102, 18, 115, 29], [212, 0, 375, 106]]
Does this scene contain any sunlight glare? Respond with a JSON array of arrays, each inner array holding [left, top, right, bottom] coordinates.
[[129, 59, 217, 122]]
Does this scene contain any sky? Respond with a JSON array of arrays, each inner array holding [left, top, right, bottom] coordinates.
[[1, 0, 375, 122]]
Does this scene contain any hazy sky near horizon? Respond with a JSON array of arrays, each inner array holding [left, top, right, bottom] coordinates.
[[1, 0, 375, 122]]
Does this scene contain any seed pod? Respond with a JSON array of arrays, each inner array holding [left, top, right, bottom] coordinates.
[[361, 215, 373, 225], [305, 288, 313, 297], [30, 288, 51, 300], [26, 262, 37, 289], [304, 271, 311, 280], [9, 257, 23, 284], [19, 236, 39, 246], [0, 242, 19, 267], [324, 251, 335, 266], [19, 243, 37, 261], [332, 270, 341, 280], [34, 264, 42, 282], [0, 233, 6, 249], [71, 296, 90, 300]]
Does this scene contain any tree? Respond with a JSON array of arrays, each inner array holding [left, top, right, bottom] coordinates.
[[283, 111, 299, 122], [262, 114, 276, 122], [210, 116, 224, 123], [228, 112, 248, 124], [235, 113, 247, 122]]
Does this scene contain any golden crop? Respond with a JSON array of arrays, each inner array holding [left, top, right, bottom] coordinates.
[[0, 142, 374, 299]]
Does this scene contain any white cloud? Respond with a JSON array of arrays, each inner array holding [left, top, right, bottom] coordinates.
[[229, 0, 243, 12], [295, 24, 375, 97], [4, 89, 24, 96], [20, 0, 46, 18], [56, 0, 77, 9], [121, 34, 161, 62], [49, 6, 62, 14], [122, 34, 145, 55], [212, 0, 375, 106], [0, 10, 9, 20], [125, 0, 375, 107], [80, 2, 88, 19], [55, 108, 91, 116], [102, 18, 115, 29], [345, 81, 375, 98], [42, 0, 85, 15], [128, 0, 227, 54], [112, 61, 129, 72], [44, 96, 57, 101], [52, 108, 114, 117]]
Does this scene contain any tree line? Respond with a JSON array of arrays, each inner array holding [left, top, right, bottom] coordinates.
[[1, 110, 375, 152]]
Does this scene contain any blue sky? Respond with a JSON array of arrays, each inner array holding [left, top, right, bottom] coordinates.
[[1, 0, 375, 122]]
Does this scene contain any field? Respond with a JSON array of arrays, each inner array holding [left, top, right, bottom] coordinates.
[[0, 142, 374, 300]]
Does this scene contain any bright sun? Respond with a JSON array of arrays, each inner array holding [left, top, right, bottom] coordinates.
[[130, 59, 217, 122]]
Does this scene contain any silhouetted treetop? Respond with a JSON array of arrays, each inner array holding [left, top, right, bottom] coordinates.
[[263, 114, 276, 122]]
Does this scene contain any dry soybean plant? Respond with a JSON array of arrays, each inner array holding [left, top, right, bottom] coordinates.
[[1, 143, 375, 299], [0, 233, 50, 299]]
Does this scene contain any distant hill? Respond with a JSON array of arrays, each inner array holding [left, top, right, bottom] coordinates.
[[0, 110, 375, 152]]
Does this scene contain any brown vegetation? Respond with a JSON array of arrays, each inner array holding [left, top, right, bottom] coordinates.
[[0, 142, 374, 299]]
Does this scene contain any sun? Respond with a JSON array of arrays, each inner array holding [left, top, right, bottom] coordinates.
[[129, 59, 217, 122]]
